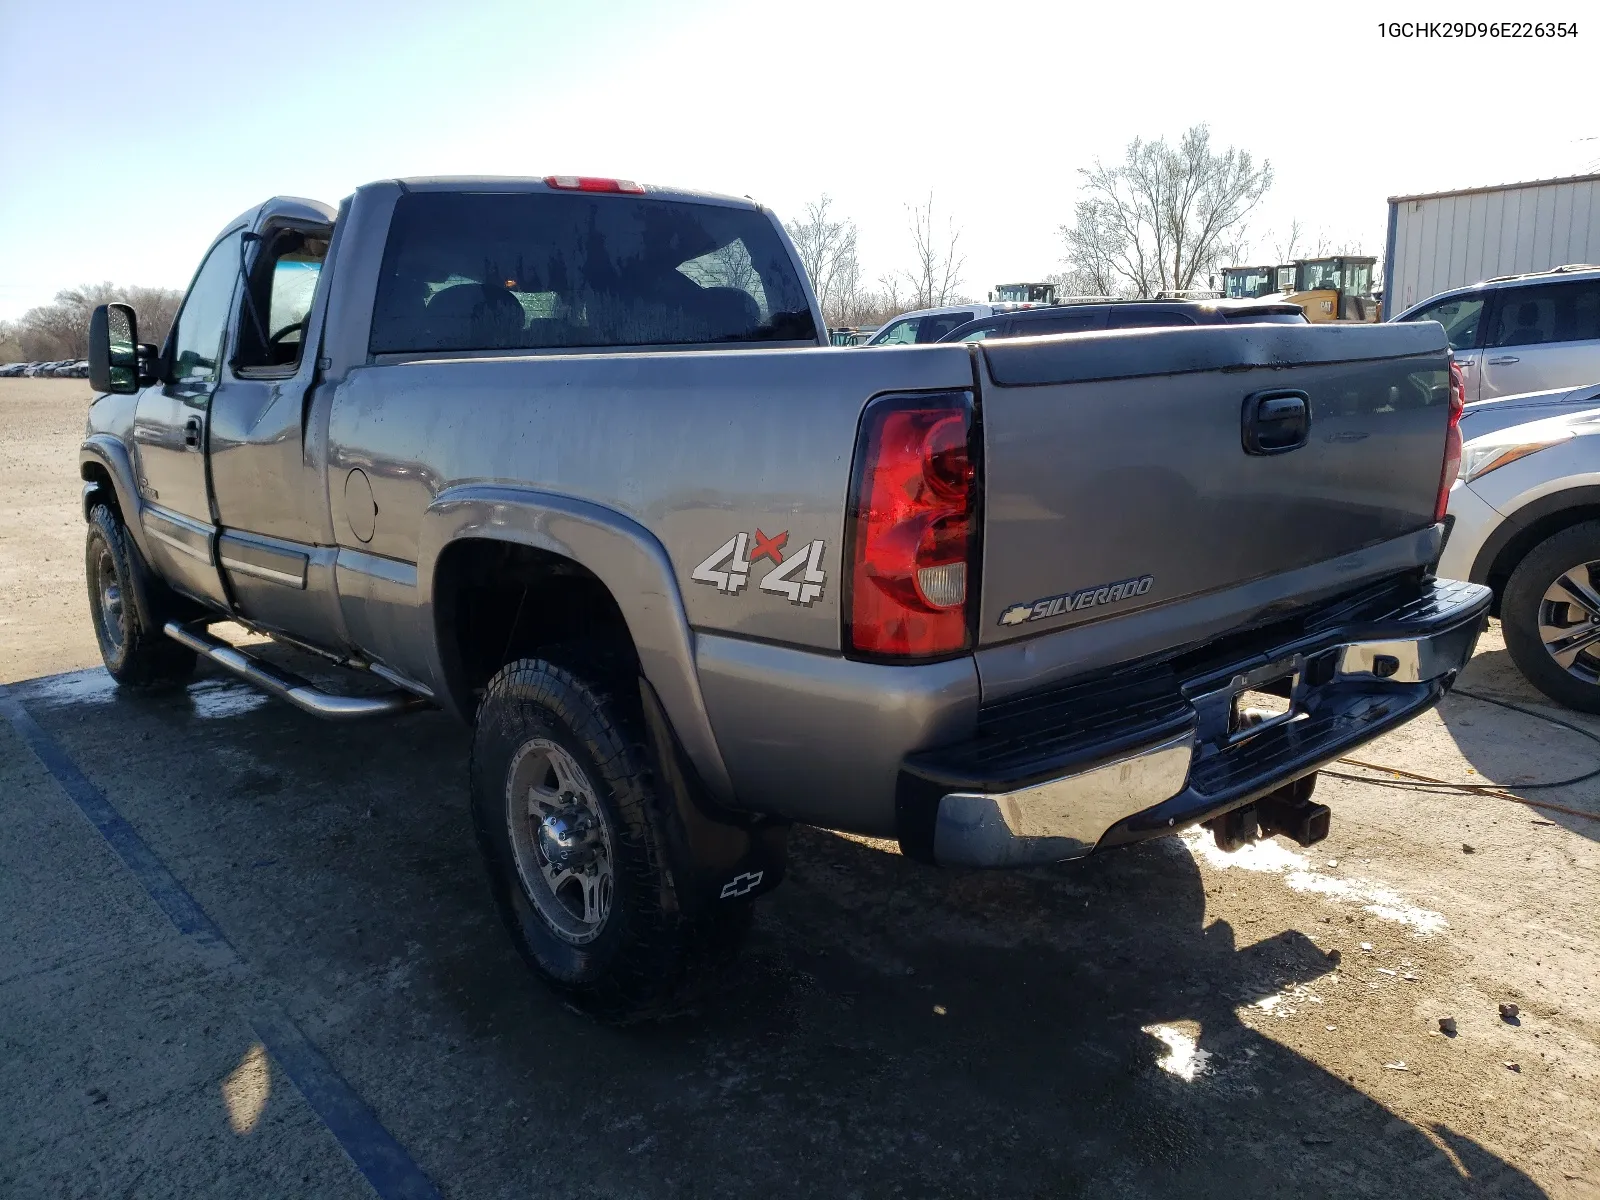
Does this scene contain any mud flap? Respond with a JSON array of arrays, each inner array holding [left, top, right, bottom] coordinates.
[[639, 678, 788, 914]]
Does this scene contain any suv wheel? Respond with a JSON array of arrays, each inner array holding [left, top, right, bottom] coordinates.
[[470, 651, 751, 1020], [1501, 520, 1600, 713], [85, 504, 197, 689]]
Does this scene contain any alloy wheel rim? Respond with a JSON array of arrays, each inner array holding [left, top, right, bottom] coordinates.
[[505, 738, 614, 945], [96, 548, 125, 651], [1536, 559, 1600, 684]]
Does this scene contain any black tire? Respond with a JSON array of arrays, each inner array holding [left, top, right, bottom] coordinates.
[[85, 504, 197, 689], [470, 650, 751, 1021], [1501, 520, 1600, 714]]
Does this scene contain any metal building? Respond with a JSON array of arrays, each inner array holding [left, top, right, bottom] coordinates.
[[1384, 173, 1600, 316]]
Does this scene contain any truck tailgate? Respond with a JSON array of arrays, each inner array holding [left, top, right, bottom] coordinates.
[[977, 322, 1453, 645]]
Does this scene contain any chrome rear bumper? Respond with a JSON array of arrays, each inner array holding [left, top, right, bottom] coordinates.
[[900, 577, 1492, 868]]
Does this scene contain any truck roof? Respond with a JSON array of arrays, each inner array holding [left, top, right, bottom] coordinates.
[[223, 195, 338, 232], [386, 176, 763, 211]]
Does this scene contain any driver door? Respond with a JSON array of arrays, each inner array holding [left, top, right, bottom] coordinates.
[[204, 208, 339, 647], [131, 228, 243, 607]]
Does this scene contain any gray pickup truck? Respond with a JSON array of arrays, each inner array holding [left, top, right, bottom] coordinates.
[[81, 176, 1490, 1018]]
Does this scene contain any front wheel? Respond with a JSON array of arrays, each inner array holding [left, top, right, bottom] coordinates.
[[470, 652, 751, 1020], [1501, 520, 1600, 713], [85, 504, 196, 689]]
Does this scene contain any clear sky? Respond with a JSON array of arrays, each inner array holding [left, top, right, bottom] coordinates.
[[1, 0, 1594, 319]]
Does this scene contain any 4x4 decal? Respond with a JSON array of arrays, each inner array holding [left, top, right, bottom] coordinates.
[[693, 529, 827, 606]]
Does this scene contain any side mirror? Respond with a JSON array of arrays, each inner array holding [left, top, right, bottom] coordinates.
[[88, 303, 142, 394]]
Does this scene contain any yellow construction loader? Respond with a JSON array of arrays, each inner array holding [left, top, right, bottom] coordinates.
[[1280, 256, 1380, 322]]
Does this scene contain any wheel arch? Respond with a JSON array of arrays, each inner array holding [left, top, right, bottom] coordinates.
[[418, 485, 736, 805], [1472, 486, 1600, 615], [81, 436, 142, 527]]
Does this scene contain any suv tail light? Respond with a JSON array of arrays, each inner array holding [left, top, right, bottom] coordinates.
[[846, 392, 978, 658], [1435, 358, 1467, 522]]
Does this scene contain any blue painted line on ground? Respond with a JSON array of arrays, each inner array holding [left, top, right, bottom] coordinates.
[[0, 679, 444, 1200], [249, 1011, 444, 1200], [0, 685, 235, 955]]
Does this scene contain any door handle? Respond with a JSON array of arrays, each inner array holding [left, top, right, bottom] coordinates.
[[1487, 356, 1520, 366], [1242, 389, 1310, 455], [183, 416, 203, 449]]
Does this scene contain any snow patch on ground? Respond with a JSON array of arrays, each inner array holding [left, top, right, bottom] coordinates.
[[1180, 828, 1447, 936], [187, 678, 272, 719], [1249, 982, 1324, 1019], [1142, 1024, 1212, 1081]]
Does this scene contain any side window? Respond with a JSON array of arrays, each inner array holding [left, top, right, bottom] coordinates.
[[1566, 282, 1600, 343], [234, 226, 331, 373], [918, 312, 973, 342], [1108, 308, 1196, 329], [170, 230, 244, 388], [1017, 309, 1107, 336], [1488, 286, 1562, 348], [875, 318, 920, 345], [1406, 295, 1484, 351], [957, 322, 1004, 342]]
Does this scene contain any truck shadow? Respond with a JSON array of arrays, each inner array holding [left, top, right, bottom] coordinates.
[[657, 826, 1549, 1198], [8, 662, 1550, 1199]]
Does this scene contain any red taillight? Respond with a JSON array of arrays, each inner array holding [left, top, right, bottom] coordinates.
[[847, 394, 977, 658], [1435, 359, 1467, 522], [544, 175, 646, 194]]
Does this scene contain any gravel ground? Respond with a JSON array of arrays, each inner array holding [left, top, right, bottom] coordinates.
[[2, 377, 1597, 1198]]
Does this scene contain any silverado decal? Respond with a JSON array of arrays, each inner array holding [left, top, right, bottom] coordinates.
[[999, 574, 1154, 626], [693, 530, 827, 606]]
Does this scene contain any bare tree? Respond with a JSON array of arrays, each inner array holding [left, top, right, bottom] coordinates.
[[784, 195, 861, 326], [14, 282, 183, 362], [1055, 199, 1126, 297], [1059, 125, 1273, 298], [1270, 218, 1303, 263], [895, 193, 966, 310]]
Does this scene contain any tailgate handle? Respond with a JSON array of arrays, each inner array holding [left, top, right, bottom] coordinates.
[[1242, 390, 1309, 455]]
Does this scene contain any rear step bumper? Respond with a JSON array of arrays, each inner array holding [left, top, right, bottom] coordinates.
[[897, 577, 1492, 867], [164, 621, 430, 721]]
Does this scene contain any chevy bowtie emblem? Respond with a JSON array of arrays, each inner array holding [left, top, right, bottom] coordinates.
[[719, 870, 764, 898]]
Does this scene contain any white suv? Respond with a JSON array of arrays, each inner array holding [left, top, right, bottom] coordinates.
[[1440, 404, 1600, 711], [1394, 265, 1600, 402], [864, 302, 1029, 346]]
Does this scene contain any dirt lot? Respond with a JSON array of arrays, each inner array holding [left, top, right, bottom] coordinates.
[[2, 376, 1597, 1198]]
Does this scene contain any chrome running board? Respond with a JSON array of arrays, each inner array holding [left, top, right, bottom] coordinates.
[[164, 621, 429, 721]]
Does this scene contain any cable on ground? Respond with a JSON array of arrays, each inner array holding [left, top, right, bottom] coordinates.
[[1323, 686, 1600, 823]]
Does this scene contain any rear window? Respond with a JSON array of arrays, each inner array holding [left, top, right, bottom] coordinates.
[[369, 191, 817, 355]]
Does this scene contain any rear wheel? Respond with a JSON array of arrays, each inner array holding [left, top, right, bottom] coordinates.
[[470, 650, 751, 1020], [1501, 521, 1600, 713], [85, 504, 196, 689]]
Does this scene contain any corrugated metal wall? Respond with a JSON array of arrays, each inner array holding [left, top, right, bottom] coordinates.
[[1385, 176, 1600, 315]]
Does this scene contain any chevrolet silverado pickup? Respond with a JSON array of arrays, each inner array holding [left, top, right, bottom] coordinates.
[[80, 175, 1490, 1019]]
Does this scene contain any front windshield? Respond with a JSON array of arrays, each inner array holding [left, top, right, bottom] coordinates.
[[1226, 269, 1273, 299], [871, 318, 919, 345], [1297, 261, 1341, 291]]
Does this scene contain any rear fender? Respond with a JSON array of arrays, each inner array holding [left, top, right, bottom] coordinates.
[[417, 485, 737, 806]]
